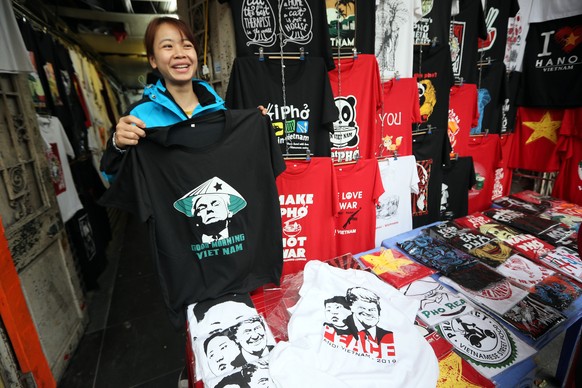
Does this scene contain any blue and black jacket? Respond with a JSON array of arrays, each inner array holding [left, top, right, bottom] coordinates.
[[100, 78, 226, 181]]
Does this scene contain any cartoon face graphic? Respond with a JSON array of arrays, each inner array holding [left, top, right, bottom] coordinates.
[[331, 95, 359, 147], [205, 333, 240, 375], [193, 194, 233, 225], [325, 301, 351, 327], [233, 317, 268, 356]]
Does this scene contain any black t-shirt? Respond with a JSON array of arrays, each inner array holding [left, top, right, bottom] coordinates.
[[499, 70, 521, 134], [99, 110, 285, 328], [477, 0, 519, 62], [474, 61, 506, 134], [450, 0, 487, 83], [223, 0, 335, 70], [413, 0, 453, 48], [518, 14, 582, 107], [226, 56, 337, 156], [441, 156, 476, 220], [325, 0, 375, 54]]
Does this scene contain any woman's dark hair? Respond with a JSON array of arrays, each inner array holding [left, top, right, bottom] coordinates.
[[143, 16, 199, 59]]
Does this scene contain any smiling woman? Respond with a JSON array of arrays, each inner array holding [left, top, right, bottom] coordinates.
[[99, 16, 227, 178]]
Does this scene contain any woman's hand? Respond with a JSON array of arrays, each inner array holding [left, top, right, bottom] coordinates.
[[114, 115, 146, 149]]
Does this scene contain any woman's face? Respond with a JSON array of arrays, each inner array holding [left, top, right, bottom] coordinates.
[[149, 23, 197, 87]]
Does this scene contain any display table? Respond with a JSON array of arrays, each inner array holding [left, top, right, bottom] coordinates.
[[355, 222, 582, 388]]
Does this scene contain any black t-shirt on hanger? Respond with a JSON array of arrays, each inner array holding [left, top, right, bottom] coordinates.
[[477, 0, 520, 62], [476, 60, 506, 134], [325, 0, 376, 54], [413, 0, 453, 48], [450, 0, 487, 84], [222, 0, 335, 70], [441, 156, 476, 220], [226, 56, 337, 156], [518, 14, 582, 107]]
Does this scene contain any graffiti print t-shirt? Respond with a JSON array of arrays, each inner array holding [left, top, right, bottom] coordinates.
[[99, 110, 285, 328], [223, 0, 335, 70], [269, 260, 439, 388]]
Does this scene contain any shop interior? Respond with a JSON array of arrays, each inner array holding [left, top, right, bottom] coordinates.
[[0, 0, 581, 387]]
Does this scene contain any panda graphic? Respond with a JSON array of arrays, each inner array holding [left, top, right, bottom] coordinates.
[[331, 96, 359, 148]]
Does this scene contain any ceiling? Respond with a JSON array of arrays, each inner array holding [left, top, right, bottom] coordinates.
[[15, 0, 182, 90]]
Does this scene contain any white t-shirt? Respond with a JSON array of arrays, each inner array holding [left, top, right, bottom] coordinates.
[[37, 115, 83, 223], [375, 0, 423, 80], [400, 276, 475, 326], [439, 276, 528, 315], [269, 261, 439, 388], [375, 155, 420, 246], [496, 254, 555, 288]]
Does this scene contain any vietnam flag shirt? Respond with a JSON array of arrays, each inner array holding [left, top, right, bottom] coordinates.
[[509, 107, 564, 172]]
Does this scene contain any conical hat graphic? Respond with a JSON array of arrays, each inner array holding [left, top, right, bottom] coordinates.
[[174, 177, 247, 217]]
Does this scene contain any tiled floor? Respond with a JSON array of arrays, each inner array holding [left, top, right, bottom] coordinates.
[[58, 211, 188, 388]]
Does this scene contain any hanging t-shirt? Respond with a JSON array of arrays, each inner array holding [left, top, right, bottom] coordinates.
[[325, 0, 376, 54], [376, 78, 421, 158], [436, 309, 536, 379], [413, 0, 453, 48], [448, 84, 479, 156], [491, 133, 514, 201], [226, 56, 338, 156], [334, 159, 384, 255], [495, 254, 555, 289], [466, 134, 501, 214], [502, 296, 567, 341], [441, 156, 476, 221], [358, 249, 435, 289], [223, 0, 335, 70], [499, 71, 521, 134], [438, 276, 528, 316], [508, 107, 564, 172], [477, 0, 520, 62], [375, 155, 419, 244], [539, 246, 582, 283], [99, 110, 285, 328], [553, 108, 582, 205], [504, 1, 533, 72], [471, 61, 506, 135], [400, 276, 474, 327], [269, 260, 440, 388], [375, 0, 422, 80], [328, 54, 382, 161], [450, 0, 487, 84], [519, 14, 582, 107], [276, 157, 339, 276], [37, 115, 84, 223]]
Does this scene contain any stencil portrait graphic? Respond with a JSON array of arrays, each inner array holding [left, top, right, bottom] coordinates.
[[231, 316, 274, 365], [174, 177, 247, 244], [344, 287, 393, 343], [204, 329, 243, 376], [193, 294, 257, 338], [324, 295, 352, 334]]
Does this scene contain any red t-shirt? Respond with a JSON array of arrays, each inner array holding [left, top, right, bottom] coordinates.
[[276, 157, 339, 276], [334, 159, 384, 255], [328, 54, 382, 161], [466, 134, 501, 214], [375, 77, 421, 158], [509, 107, 565, 172], [491, 133, 515, 201], [448, 83, 479, 156], [553, 108, 582, 205]]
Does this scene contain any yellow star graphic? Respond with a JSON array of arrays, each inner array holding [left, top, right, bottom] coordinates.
[[564, 32, 580, 48], [523, 111, 561, 144]]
